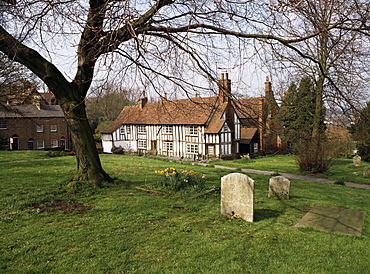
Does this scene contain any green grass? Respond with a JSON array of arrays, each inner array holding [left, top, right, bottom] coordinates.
[[210, 155, 370, 185], [0, 152, 369, 273], [0, 150, 52, 163]]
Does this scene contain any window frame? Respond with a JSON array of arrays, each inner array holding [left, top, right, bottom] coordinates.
[[187, 126, 198, 135], [0, 120, 7, 129], [163, 141, 173, 152], [138, 140, 147, 149], [36, 124, 44, 133], [50, 123, 58, 132], [138, 125, 146, 134], [163, 125, 173, 134], [187, 143, 198, 154], [51, 139, 58, 148], [37, 140, 44, 149]]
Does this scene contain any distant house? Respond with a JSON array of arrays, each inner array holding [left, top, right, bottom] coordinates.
[[101, 74, 286, 159], [0, 89, 70, 150]]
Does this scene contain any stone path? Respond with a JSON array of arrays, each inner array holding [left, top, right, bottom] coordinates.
[[198, 163, 370, 190]]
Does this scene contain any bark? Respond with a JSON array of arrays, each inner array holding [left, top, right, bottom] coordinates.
[[62, 95, 112, 188]]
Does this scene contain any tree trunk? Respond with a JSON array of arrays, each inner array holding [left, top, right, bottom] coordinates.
[[62, 98, 112, 188]]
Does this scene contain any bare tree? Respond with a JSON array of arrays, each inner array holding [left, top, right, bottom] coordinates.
[[1, 0, 361, 186]]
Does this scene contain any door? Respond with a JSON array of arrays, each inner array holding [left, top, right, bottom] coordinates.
[[151, 140, 157, 155], [11, 134, 19, 150]]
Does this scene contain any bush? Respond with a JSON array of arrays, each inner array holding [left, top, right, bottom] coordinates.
[[294, 136, 334, 173], [111, 146, 124, 154], [155, 167, 206, 191], [357, 141, 370, 162]]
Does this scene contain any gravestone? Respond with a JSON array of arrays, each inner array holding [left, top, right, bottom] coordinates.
[[353, 155, 361, 166], [268, 176, 290, 199], [221, 173, 254, 222], [363, 167, 370, 178]]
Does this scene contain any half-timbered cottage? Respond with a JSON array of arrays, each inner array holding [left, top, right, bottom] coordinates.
[[101, 74, 285, 159]]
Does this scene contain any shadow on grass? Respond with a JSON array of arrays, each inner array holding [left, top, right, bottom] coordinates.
[[254, 209, 282, 222]]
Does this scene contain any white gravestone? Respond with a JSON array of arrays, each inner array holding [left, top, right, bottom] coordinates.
[[221, 173, 254, 222], [353, 155, 361, 167], [268, 176, 291, 200]]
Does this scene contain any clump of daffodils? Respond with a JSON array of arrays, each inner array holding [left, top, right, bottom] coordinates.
[[240, 154, 251, 162], [155, 167, 206, 191]]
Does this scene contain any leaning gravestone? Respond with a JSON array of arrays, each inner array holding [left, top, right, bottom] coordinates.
[[221, 173, 254, 222], [363, 167, 370, 178], [268, 176, 290, 199], [353, 155, 361, 166]]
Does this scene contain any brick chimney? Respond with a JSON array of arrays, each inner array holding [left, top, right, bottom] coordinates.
[[219, 73, 231, 103], [139, 91, 148, 109]]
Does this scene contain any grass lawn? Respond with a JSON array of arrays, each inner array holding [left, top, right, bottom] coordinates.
[[210, 155, 370, 185], [0, 152, 369, 273]]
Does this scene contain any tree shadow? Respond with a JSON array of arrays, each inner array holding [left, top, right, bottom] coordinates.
[[254, 209, 282, 222]]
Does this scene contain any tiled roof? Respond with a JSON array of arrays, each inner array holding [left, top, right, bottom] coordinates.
[[102, 95, 264, 134], [240, 128, 258, 144], [0, 105, 65, 118], [233, 97, 263, 119], [102, 97, 219, 134], [204, 102, 227, 134]]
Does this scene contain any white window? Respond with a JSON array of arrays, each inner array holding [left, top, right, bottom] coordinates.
[[138, 140, 147, 149], [50, 124, 57, 132], [163, 125, 173, 134], [187, 144, 198, 154], [163, 141, 173, 151], [138, 125, 146, 133], [120, 127, 125, 134], [36, 124, 44, 133], [37, 140, 44, 149], [187, 126, 197, 135], [126, 125, 131, 134], [0, 120, 7, 129], [51, 139, 58, 148], [254, 142, 258, 151]]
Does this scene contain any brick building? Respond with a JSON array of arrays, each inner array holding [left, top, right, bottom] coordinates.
[[0, 104, 70, 150]]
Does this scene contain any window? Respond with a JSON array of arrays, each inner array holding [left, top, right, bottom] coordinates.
[[51, 139, 58, 148], [187, 126, 197, 135], [60, 137, 66, 148], [138, 140, 147, 149], [37, 140, 44, 149], [28, 139, 34, 149], [253, 142, 258, 152], [187, 143, 198, 154], [163, 125, 173, 134], [0, 120, 7, 129], [50, 124, 57, 132], [36, 124, 44, 133], [163, 141, 173, 151], [120, 127, 125, 134], [138, 125, 146, 133], [126, 125, 131, 134]]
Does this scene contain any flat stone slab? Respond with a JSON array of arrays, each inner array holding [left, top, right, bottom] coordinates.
[[294, 205, 366, 236]]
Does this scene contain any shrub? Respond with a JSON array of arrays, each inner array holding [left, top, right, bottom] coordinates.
[[155, 168, 206, 191], [294, 136, 334, 173], [111, 146, 124, 154]]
